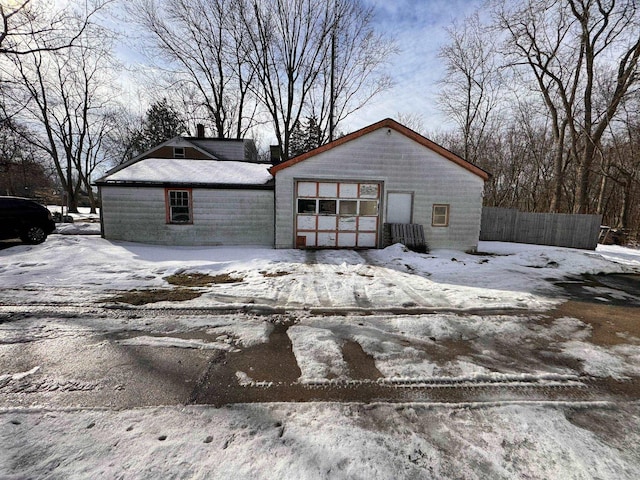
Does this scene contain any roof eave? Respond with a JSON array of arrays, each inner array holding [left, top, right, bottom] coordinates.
[[94, 179, 274, 189]]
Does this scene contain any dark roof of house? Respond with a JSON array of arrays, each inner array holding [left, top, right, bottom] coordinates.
[[269, 118, 490, 181]]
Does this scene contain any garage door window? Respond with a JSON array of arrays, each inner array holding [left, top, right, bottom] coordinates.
[[359, 201, 378, 216], [339, 201, 357, 215], [298, 199, 317, 214], [166, 189, 192, 224], [319, 200, 337, 215]]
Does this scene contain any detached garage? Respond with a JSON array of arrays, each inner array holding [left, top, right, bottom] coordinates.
[[271, 118, 489, 251]]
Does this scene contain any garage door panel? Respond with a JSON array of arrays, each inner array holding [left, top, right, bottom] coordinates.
[[317, 232, 336, 247], [297, 215, 316, 230], [318, 182, 338, 197], [358, 232, 376, 247], [318, 216, 337, 230], [358, 217, 377, 231], [338, 216, 357, 231], [338, 232, 356, 247], [338, 183, 358, 198], [359, 183, 379, 198], [298, 232, 316, 247], [298, 182, 317, 197]]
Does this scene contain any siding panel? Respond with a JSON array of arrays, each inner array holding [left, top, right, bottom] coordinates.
[[101, 186, 273, 246]]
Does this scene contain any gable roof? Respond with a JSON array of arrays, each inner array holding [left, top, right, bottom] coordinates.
[[186, 138, 258, 162], [269, 118, 490, 181]]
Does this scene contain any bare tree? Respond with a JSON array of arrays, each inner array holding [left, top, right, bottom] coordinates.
[[438, 13, 504, 166], [307, 0, 394, 144], [0, 0, 105, 56], [5, 23, 120, 212], [131, 0, 260, 138], [0, 118, 54, 197], [497, 0, 640, 213], [239, 0, 393, 161], [396, 112, 426, 134], [598, 101, 640, 233]]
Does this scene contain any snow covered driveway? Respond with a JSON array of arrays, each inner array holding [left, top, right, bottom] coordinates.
[[0, 235, 637, 311], [1, 235, 640, 478]]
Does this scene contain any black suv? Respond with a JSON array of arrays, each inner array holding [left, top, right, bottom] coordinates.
[[0, 197, 56, 244]]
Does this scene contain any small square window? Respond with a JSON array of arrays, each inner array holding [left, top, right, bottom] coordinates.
[[318, 200, 337, 215], [167, 189, 192, 223], [297, 199, 317, 214], [359, 200, 378, 216], [432, 204, 449, 227], [174, 147, 185, 158]]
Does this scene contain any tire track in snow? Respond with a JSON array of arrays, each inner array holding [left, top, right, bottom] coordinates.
[[191, 373, 635, 405], [304, 251, 335, 307]]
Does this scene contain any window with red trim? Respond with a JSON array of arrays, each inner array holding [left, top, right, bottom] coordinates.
[[167, 189, 192, 224]]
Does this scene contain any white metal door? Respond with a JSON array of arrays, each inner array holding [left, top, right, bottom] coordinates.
[[386, 192, 413, 224]]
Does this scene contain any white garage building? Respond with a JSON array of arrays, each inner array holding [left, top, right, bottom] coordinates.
[[270, 118, 489, 251]]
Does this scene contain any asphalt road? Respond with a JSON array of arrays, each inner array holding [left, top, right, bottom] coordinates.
[[1, 273, 639, 410]]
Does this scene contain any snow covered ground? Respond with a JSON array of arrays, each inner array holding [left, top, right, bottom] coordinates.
[[1, 233, 640, 479], [2, 402, 639, 479], [1, 233, 637, 310]]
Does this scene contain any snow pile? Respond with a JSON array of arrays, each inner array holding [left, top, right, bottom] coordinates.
[[288, 326, 349, 381], [116, 335, 240, 352], [55, 222, 101, 235], [562, 341, 640, 379], [1, 237, 638, 311]]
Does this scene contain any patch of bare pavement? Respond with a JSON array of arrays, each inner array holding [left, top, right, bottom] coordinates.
[[187, 311, 640, 407], [1, 304, 638, 410]]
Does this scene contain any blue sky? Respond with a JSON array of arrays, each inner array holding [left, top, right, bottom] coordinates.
[[346, 0, 484, 133], [112, 0, 483, 138]]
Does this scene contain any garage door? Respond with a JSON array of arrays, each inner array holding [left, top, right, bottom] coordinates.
[[295, 181, 380, 248]]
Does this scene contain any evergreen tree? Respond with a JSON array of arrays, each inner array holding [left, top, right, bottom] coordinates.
[[128, 99, 187, 159], [288, 120, 306, 158], [288, 116, 322, 158]]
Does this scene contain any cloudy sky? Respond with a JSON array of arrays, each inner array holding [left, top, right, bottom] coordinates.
[[346, 0, 483, 134]]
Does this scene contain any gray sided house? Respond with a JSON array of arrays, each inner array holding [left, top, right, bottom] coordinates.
[[95, 136, 274, 246], [96, 119, 489, 251], [270, 118, 490, 251]]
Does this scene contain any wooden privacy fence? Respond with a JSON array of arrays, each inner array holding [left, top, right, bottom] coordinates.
[[480, 207, 602, 250]]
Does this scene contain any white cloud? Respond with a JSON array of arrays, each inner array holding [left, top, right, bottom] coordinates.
[[345, 0, 484, 134]]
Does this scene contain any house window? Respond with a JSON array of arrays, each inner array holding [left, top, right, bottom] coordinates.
[[432, 204, 449, 227], [167, 189, 192, 223], [174, 147, 185, 158]]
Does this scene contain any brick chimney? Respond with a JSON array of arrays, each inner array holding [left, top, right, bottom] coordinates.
[[270, 145, 282, 165]]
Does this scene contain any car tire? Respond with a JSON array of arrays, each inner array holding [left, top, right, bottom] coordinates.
[[20, 226, 47, 244]]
